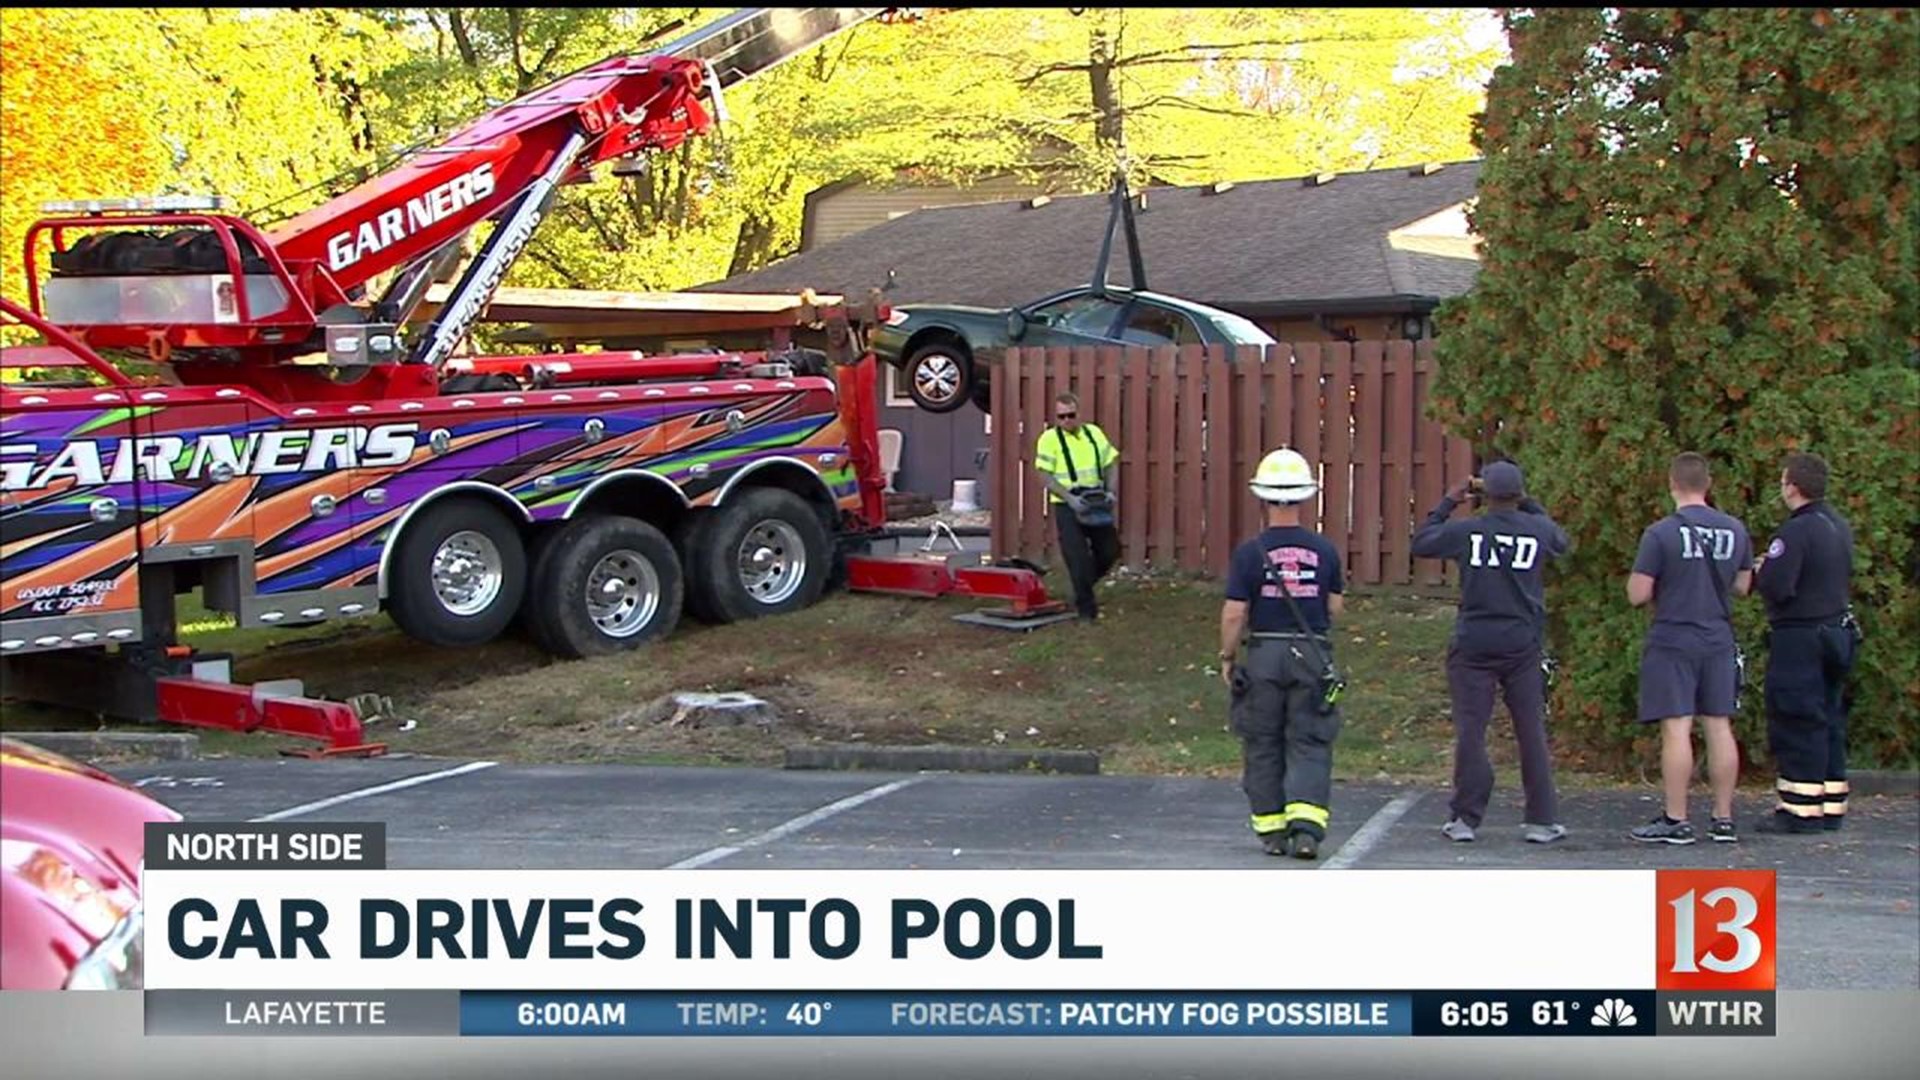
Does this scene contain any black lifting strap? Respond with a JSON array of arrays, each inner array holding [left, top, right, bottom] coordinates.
[[1056, 426, 1105, 490], [1260, 558, 1334, 673]]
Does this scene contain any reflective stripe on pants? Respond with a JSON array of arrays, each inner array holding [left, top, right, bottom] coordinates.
[[1766, 625, 1854, 827], [1232, 640, 1341, 841]]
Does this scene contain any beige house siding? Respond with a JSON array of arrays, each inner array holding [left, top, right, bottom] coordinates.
[[1260, 314, 1404, 344], [804, 175, 1060, 251]]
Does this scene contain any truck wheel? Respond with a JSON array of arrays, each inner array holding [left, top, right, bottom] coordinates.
[[906, 341, 973, 414], [525, 515, 682, 659], [686, 487, 830, 623], [386, 499, 527, 648]]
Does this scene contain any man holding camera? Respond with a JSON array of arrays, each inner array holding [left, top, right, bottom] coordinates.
[[1412, 461, 1570, 845], [1219, 448, 1346, 860], [1034, 391, 1120, 621]]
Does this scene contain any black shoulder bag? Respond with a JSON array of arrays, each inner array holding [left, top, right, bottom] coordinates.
[[1056, 427, 1114, 528]]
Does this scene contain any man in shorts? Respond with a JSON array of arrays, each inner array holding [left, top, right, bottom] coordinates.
[[1627, 452, 1753, 844]]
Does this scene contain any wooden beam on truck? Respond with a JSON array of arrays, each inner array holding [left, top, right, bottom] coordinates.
[[483, 313, 855, 342], [412, 284, 846, 328]]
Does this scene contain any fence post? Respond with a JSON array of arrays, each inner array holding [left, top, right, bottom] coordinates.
[[1122, 346, 1150, 570], [1205, 345, 1235, 578], [992, 348, 1016, 560], [1413, 339, 1448, 586], [1386, 339, 1416, 586]]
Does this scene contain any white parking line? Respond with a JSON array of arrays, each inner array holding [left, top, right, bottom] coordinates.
[[251, 760, 499, 822], [1321, 792, 1423, 870], [669, 776, 926, 869]]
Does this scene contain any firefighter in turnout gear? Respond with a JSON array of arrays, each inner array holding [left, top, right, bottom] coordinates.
[[1220, 449, 1347, 860], [1755, 452, 1859, 834]]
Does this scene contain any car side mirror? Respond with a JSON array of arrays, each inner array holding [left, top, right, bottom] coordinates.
[[1006, 310, 1028, 341]]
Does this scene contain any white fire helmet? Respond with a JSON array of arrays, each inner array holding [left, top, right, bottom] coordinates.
[[1249, 448, 1319, 504]]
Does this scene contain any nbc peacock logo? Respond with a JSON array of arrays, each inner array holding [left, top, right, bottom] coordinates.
[[1590, 998, 1638, 1028]]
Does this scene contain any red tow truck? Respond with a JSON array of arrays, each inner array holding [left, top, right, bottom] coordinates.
[[0, 7, 1064, 758]]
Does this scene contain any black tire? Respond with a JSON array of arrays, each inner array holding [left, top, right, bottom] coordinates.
[[780, 346, 830, 377], [524, 515, 683, 659], [684, 487, 832, 623], [385, 499, 527, 648], [673, 512, 722, 624], [904, 340, 974, 414], [509, 525, 563, 639]]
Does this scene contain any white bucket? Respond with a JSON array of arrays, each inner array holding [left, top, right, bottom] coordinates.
[[951, 479, 981, 512]]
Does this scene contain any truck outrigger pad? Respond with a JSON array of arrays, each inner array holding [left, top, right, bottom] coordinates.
[[844, 549, 1075, 630], [2, 647, 386, 758]]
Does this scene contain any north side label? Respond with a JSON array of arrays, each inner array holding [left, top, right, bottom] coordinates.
[[0, 423, 420, 490]]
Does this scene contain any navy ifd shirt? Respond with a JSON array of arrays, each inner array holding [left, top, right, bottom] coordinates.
[[1632, 505, 1751, 652], [1412, 497, 1569, 654]]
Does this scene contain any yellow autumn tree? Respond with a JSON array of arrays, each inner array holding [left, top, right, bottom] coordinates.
[[0, 9, 168, 303], [1, 8, 402, 310]]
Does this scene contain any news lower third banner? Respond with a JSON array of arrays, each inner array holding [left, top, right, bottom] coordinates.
[[139, 823, 1778, 1038]]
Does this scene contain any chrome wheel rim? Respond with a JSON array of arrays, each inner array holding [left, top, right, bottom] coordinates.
[[430, 530, 503, 616], [737, 520, 806, 605], [585, 548, 660, 638], [913, 353, 962, 405]]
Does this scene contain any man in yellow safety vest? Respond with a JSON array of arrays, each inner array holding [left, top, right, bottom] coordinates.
[[1033, 391, 1120, 621]]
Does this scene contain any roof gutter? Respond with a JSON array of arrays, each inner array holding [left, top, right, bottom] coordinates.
[[1214, 294, 1446, 319]]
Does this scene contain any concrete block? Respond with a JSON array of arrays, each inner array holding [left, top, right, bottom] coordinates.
[[621, 692, 780, 730], [4, 730, 199, 763]]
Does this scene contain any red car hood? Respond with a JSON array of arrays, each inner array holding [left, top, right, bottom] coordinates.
[[0, 738, 180, 989]]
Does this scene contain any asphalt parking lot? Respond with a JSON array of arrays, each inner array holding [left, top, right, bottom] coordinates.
[[113, 756, 1920, 990]]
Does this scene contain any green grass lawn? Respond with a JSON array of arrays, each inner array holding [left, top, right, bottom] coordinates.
[[1, 580, 1476, 781]]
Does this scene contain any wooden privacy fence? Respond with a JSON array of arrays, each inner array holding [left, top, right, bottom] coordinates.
[[989, 340, 1477, 588]]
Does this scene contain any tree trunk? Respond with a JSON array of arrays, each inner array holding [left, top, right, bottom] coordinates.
[[1088, 28, 1125, 159], [727, 211, 779, 277]]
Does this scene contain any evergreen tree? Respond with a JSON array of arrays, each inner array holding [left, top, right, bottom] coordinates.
[[1435, 8, 1919, 768]]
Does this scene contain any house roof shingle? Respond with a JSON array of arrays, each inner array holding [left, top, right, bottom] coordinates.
[[697, 159, 1482, 314]]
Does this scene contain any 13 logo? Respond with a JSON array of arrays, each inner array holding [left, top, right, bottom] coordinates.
[[1656, 870, 1776, 991]]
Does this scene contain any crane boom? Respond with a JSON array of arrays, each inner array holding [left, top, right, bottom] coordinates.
[[21, 7, 897, 398]]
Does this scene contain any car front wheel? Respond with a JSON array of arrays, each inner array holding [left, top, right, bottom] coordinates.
[[905, 341, 974, 414]]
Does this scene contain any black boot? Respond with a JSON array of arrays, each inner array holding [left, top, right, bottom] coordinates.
[[1764, 811, 1824, 835]]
